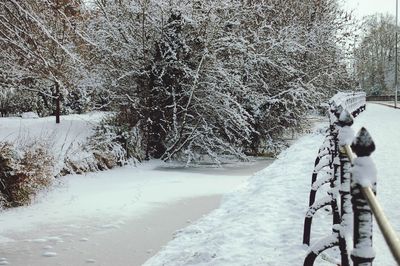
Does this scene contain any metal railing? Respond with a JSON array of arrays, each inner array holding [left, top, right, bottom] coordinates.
[[342, 144, 400, 265], [303, 91, 400, 265]]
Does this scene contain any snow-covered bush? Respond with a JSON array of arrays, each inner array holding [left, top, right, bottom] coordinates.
[[62, 116, 141, 174], [0, 143, 18, 207], [0, 141, 54, 208], [60, 141, 97, 175], [0, 88, 48, 117]]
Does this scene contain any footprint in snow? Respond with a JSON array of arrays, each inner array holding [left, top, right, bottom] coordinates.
[[32, 238, 47, 243], [42, 252, 57, 257], [79, 237, 89, 242], [86, 259, 96, 263], [101, 224, 120, 229], [46, 236, 63, 242]]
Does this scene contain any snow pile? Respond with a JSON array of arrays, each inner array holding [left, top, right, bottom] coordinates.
[[351, 246, 376, 261], [338, 126, 355, 146], [21, 112, 39, 119], [351, 157, 377, 187], [338, 109, 355, 146]]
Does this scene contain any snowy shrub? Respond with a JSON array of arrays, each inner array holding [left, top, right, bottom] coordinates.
[[13, 142, 54, 206], [55, 86, 109, 116], [61, 141, 98, 175], [0, 143, 18, 207], [84, 113, 144, 169], [0, 88, 48, 117], [0, 141, 55, 208], [63, 141, 125, 174], [61, 112, 143, 175], [0, 194, 6, 209]]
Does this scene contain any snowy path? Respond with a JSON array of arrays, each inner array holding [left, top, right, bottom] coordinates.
[[352, 104, 400, 265], [144, 103, 400, 266], [369, 101, 400, 109], [0, 159, 272, 265]]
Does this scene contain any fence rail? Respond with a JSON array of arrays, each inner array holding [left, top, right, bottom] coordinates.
[[303, 91, 400, 265], [366, 95, 400, 102]]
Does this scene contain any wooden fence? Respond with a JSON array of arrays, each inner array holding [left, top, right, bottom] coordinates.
[[302, 92, 400, 265]]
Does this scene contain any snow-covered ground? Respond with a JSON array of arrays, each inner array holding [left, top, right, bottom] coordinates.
[[0, 113, 104, 147], [369, 101, 400, 109], [144, 103, 400, 266], [1, 103, 399, 266], [0, 112, 106, 173]]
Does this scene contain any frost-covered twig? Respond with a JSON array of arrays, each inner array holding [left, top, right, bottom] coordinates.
[[9, 0, 78, 62]]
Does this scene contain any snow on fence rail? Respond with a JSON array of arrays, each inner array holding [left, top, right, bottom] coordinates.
[[302, 91, 400, 266]]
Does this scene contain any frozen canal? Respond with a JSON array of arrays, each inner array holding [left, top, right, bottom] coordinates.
[[0, 159, 272, 266]]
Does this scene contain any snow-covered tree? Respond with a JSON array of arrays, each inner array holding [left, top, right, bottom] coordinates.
[[74, 0, 355, 163], [0, 0, 87, 121], [354, 14, 397, 96]]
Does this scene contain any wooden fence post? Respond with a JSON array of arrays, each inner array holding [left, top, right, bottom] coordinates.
[[350, 127, 376, 266]]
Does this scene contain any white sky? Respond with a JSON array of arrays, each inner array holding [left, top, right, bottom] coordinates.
[[343, 0, 396, 18]]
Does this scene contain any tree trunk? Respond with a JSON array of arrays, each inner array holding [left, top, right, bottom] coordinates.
[[55, 82, 60, 124]]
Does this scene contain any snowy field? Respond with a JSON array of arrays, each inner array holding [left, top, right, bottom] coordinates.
[[144, 103, 400, 266], [0, 112, 106, 173], [0, 112, 104, 146]]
